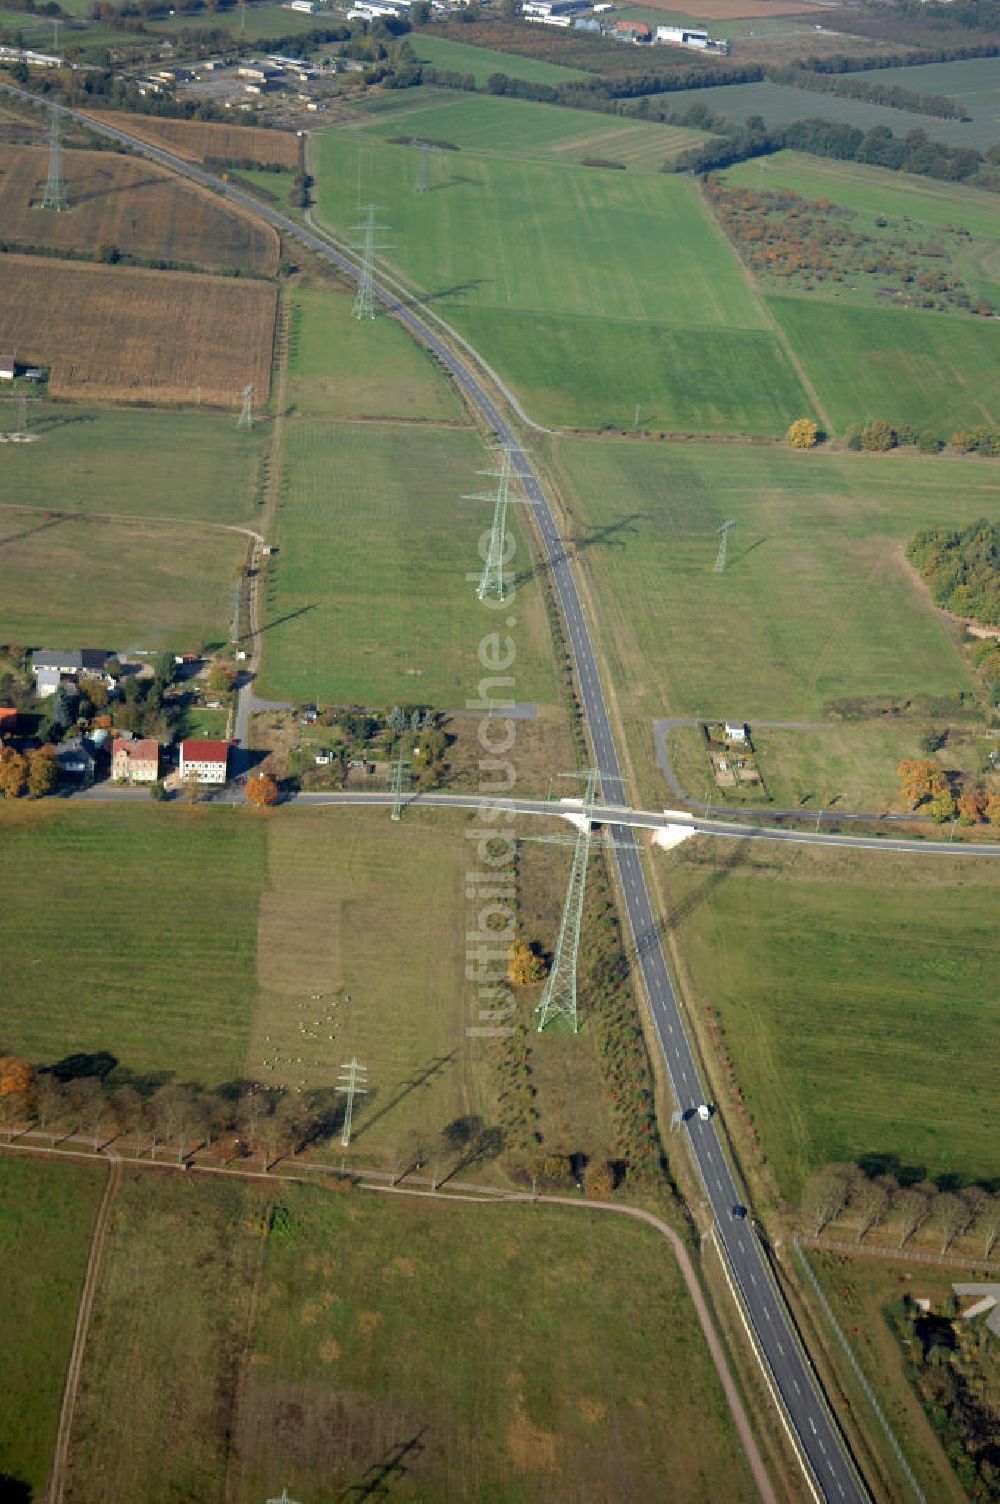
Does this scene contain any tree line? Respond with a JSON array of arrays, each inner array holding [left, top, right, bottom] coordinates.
[[0, 1053, 336, 1172], [675, 117, 990, 187], [803, 1161, 1000, 1256]]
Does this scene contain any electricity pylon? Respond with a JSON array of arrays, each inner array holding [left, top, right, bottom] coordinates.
[[350, 204, 390, 322], [412, 137, 441, 194], [41, 105, 67, 212], [267, 1487, 301, 1503], [238, 384, 254, 429], [336, 1059, 367, 1147], [3, 393, 37, 438], [465, 442, 530, 604], [389, 753, 411, 821], [714, 518, 736, 574], [531, 772, 631, 1034]]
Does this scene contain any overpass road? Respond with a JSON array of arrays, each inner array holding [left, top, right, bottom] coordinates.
[[6, 82, 880, 1500]]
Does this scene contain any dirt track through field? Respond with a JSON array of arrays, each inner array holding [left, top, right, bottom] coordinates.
[[48, 1151, 122, 1504]]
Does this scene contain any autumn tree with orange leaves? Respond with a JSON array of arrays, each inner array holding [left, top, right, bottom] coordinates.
[[0, 1055, 35, 1134], [508, 938, 547, 986], [246, 773, 279, 808], [897, 759, 948, 809]]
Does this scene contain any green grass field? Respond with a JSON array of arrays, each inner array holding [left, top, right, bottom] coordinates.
[[230, 165, 297, 212], [550, 436, 998, 728], [67, 1172, 262, 1503], [659, 842, 1000, 1199], [0, 806, 267, 1087], [768, 296, 1000, 434], [257, 419, 559, 706], [0, 406, 264, 647], [66, 1170, 756, 1502], [249, 807, 480, 1161], [863, 55, 1000, 144], [0, 1158, 104, 1499], [344, 88, 712, 170], [315, 127, 757, 325], [0, 406, 265, 523], [409, 32, 589, 86], [0, 507, 249, 651], [657, 77, 993, 147], [312, 130, 807, 434], [286, 284, 464, 422]]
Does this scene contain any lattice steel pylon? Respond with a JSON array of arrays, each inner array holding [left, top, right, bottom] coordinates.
[[238, 383, 254, 429], [534, 770, 616, 1035], [350, 204, 390, 322], [714, 518, 736, 574], [2, 392, 38, 438], [336, 1058, 367, 1147], [41, 105, 67, 212], [389, 754, 411, 821], [465, 442, 530, 604]]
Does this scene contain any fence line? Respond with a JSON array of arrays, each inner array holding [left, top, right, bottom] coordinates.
[[794, 1238, 926, 1504], [802, 1234, 1000, 1275]]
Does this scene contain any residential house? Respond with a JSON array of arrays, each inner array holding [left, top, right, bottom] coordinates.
[[0, 706, 17, 734], [112, 736, 159, 783], [0, 356, 15, 382], [724, 720, 749, 744], [179, 738, 230, 785], [56, 737, 95, 782]]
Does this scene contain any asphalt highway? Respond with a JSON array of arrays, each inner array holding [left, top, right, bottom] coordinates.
[[10, 84, 874, 1500]]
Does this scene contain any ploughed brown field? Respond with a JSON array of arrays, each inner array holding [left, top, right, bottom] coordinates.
[[0, 144, 279, 275], [81, 111, 301, 170], [0, 255, 276, 405]]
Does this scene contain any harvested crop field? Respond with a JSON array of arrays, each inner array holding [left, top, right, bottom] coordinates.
[[0, 255, 276, 405], [0, 145, 279, 274], [81, 111, 300, 169]]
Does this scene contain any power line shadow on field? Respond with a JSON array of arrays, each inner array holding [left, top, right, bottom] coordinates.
[[407, 279, 487, 308], [338, 1427, 427, 1500], [68, 174, 163, 207], [258, 603, 317, 635], [732, 536, 766, 566], [625, 840, 751, 976], [512, 513, 648, 588], [29, 413, 95, 435], [427, 174, 481, 192], [350, 1053, 455, 1143], [0, 511, 75, 549]]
